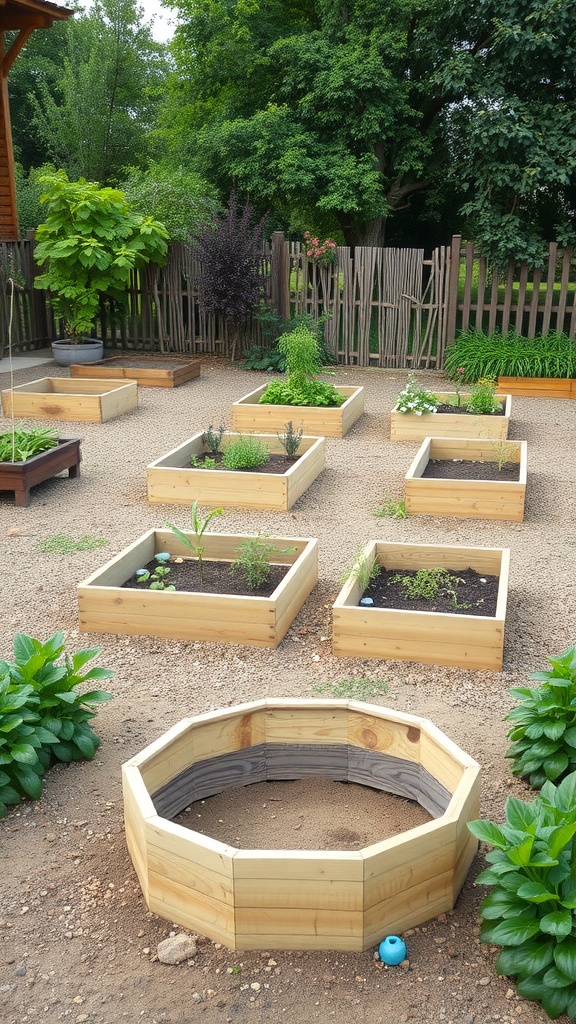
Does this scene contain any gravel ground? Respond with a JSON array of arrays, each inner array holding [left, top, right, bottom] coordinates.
[[0, 356, 575, 1024]]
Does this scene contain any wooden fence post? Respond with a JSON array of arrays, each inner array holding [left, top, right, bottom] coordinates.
[[270, 231, 290, 323], [445, 234, 461, 347]]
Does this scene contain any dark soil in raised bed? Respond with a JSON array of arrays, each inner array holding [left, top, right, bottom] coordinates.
[[361, 566, 499, 616], [121, 554, 291, 597], [191, 451, 299, 473], [421, 459, 520, 481], [100, 356, 196, 369], [435, 402, 504, 416]]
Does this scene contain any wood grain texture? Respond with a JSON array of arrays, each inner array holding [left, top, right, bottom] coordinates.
[[231, 384, 365, 437], [0, 437, 81, 506], [1, 376, 137, 422], [147, 432, 325, 510], [498, 376, 576, 398], [390, 393, 512, 441], [70, 356, 201, 387]]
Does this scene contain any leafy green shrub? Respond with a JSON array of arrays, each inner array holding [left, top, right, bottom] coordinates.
[[0, 424, 58, 463], [444, 330, 576, 383], [0, 632, 113, 818], [244, 309, 336, 373], [259, 324, 344, 408], [506, 646, 576, 790], [222, 436, 270, 470], [468, 773, 576, 1020], [465, 380, 502, 415], [393, 374, 439, 414], [119, 164, 219, 243]]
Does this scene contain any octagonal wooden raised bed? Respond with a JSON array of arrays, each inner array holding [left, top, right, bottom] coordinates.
[[390, 392, 512, 441], [333, 541, 510, 670], [146, 431, 325, 510], [1, 377, 138, 422], [122, 699, 480, 951], [404, 437, 528, 521], [78, 529, 317, 648], [231, 384, 365, 438], [70, 355, 201, 388]]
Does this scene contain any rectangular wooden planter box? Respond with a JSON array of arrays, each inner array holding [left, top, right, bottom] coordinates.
[[78, 529, 318, 649], [231, 384, 365, 438], [333, 541, 510, 671], [390, 392, 512, 441], [70, 355, 201, 388], [498, 376, 576, 399], [0, 438, 81, 506], [1, 377, 138, 422], [147, 431, 325, 510], [405, 437, 527, 522]]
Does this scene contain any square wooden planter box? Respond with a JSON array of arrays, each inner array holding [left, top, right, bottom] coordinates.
[[333, 541, 510, 671], [405, 437, 527, 522], [232, 384, 365, 438], [1, 377, 138, 422], [390, 392, 512, 441], [78, 529, 318, 649], [0, 438, 81, 506], [70, 355, 201, 388], [147, 431, 325, 510], [498, 376, 576, 399]]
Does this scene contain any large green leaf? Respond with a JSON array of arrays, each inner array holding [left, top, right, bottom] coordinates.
[[481, 918, 541, 946], [516, 881, 558, 903], [541, 984, 570, 1019], [556, 773, 576, 811], [467, 820, 508, 847], [540, 909, 573, 937], [71, 731, 96, 759], [12, 763, 43, 799], [480, 889, 525, 919], [553, 937, 576, 981], [544, 753, 570, 781], [497, 939, 554, 978], [542, 965, 574, 989], [505, 797, 536, 831], [11, 743, 40, 765], [80, 689, 113, 703], [13, 633, 39, 663]]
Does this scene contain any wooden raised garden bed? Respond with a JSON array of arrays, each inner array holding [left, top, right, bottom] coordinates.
[[122, 699, 480, 951], [146, 431, 325, 510], [404, 437, 527, 522], [333, 541, 510, 670], [390, 392, 512, 441], [231, 384, 365, 438], [78, 529, 317, 649], [0, 438, 82, 506], [1, 377, 138, 422], [70, 355, 201, 388], [498, 376, 576, 399]]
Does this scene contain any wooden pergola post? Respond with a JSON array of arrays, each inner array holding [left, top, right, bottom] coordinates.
[[0, 0, 73, 241]]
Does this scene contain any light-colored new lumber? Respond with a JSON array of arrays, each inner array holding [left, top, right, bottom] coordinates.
[[390, 392, 512, 441], [1, 376, 137, 422], [70, 355, 201, 387], [231, 384, 365, 437]]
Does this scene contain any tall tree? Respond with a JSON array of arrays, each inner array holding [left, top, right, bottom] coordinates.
[[161, 0, 576, 260], [11, 0, 170, 185]]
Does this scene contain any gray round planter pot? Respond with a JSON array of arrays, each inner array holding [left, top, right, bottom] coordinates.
[[51, 338, 104, 367]]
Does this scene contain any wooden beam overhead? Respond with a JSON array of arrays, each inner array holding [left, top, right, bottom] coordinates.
[[3, 26, 34, 73], [1, 15, 52, 30]]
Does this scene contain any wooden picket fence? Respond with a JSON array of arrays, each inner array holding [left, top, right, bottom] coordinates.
[[1, 233, 575, 365]]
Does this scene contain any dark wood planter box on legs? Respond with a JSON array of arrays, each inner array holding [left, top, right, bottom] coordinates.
[[0, 438, 82, 506]]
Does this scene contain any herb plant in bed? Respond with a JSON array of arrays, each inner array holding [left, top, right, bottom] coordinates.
[[390, 375, 511, 441], [404, 436, 527, 521], [0, 424, 81, 506], [78, 508, 317, 648], [333, 541, 510, 670], [233, 325, 364, 437], [147, 422, 325, 510]]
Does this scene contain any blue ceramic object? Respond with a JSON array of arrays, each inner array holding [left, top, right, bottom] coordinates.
[[378, 935, 407, 965], [360, 597, 374, 606]]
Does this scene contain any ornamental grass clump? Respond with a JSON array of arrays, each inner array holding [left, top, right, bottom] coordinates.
[[468, 773, 576, 1021], [444, 329, 576, 383], [0, 424, 58, 463], [506, 646, 576, 790], [259, 324, 345, 408], [393, 374, 439, 415]]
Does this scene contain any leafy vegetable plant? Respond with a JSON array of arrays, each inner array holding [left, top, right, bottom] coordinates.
[[0, 632, 113, 817], [468, 773, 576, 1020], [259, 324, 345, 408], [465, 380, 502, 415], [506, 646, 576, 790], [388, 567, 472, 608], [166, 501, 224, 582]]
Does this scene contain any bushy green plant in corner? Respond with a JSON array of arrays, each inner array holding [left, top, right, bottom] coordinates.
[[468, 773, 576, 1021], [506, 646, 576, 790], [222, 435, 270, 470], [0, 632, 113, 817]]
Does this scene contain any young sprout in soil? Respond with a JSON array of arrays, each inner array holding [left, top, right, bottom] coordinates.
[[166, 500, 224, 582], [373, 493, 408, 519], [203, 424, 225, 455], [340, 547, 380, 592], [231, 536, 296, 590], [277, 420, 303, 457], [491, 439, 518, 472], [388, 567, 473, 608]]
